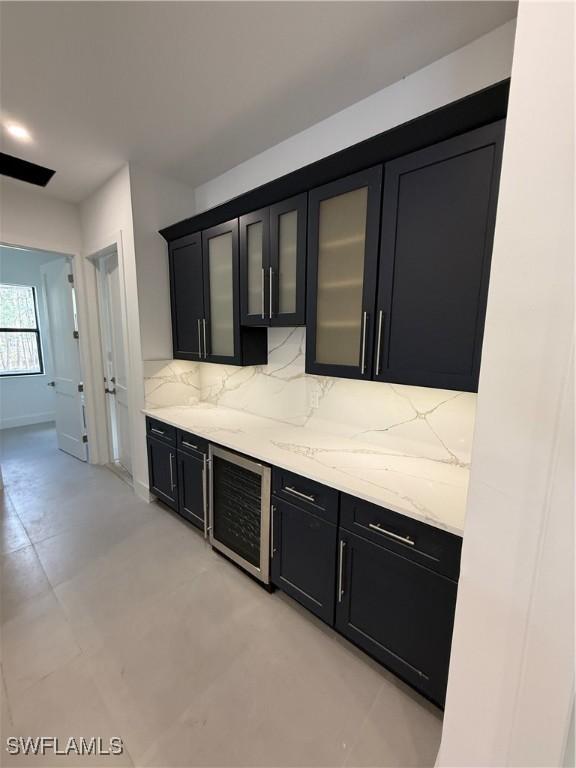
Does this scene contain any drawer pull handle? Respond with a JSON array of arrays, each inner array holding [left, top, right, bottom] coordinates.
[[151, 427, 165, 436], [271, 504, 276, 558], [284, 486, 316, 503], [338, 540, 346, 602], [181, 440, 199, 450], [369, 523, 415, 546]]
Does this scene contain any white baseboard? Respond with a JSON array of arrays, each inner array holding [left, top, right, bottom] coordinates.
[[0, 412, 55, 430], [134, 478, 154, 503]]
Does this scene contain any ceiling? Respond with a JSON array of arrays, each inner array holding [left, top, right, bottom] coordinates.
[[0, 1, 517, 202]]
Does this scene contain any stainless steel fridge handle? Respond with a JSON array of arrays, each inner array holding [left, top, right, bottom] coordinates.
[[360, 311, 368, 375], [375, 310, 383, 376], [338, 539, 346, 602], [197, 319, 202, 357], [202, 318, 207, 359]]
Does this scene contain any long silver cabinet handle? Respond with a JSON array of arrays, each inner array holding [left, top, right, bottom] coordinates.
[[169, 453, 175, 491], [284, 486, 316, 504], [181, 440, 198, 450], [151, 427, 165, 436], [261, 267, 265, 319], [197, 319, 202, 357], [202, 456, 208, 538], [369, 522, 415, 546], [202, 318, 207, 359], [360, 311, 368, 375], [270, 504, 275, 558], [338, 540, 346, 602], [375, 310, 383, 377], [269, 267, 273, 319]]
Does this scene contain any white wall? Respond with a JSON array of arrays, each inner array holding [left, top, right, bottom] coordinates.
[[194, 20, 516, 212], [0, 247, 66, 429], [438, 2, 574, 765], [129, 165, 197, 361], [0, 178, 81, 256]]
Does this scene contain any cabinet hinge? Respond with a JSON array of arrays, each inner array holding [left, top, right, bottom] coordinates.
[[67, 273, 74, 285], [82, 434, 88, 443], [73, 330, 79, 339], [77, 383, 84, 393]]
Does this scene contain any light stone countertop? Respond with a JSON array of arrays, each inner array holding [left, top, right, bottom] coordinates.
[[143, 403, 468, 536]]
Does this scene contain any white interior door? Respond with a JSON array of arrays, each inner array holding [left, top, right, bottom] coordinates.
[[41, 258, 87, 461], [97, 251, 131, 474]]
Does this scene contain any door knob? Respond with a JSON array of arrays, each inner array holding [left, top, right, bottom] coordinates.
[[104, 387, 116, 395]]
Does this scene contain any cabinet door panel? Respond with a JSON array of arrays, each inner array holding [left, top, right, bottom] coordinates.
[[147, 436, 177, 511], [240, 209, 269, 326], [169, 234, 203, 359], [269, 193, 307, 326], [336, 530, 457, 707], [202, 220, 241, 364], [306, 167, 382, 379], [178, 450, 206, 532], [375, 121, 504, 391], [271, 498, 337, 624]]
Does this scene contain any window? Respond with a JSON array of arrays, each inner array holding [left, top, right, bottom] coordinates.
[[0, 283, 44, 376]]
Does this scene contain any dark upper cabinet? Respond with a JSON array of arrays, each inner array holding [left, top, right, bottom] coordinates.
[[335, 529, 458, 707], [169, 222, 267, 366], [177, 445, 207, 533], [373, 121, 505, 391], [240, 208, 270, 325], [306, 167, 382, 380], [169, 234, 204, 360], [240, 194, 307, 327], [269, 194, 307, 326], [146, 436, 178, 511], [271, 496, 338, 625]]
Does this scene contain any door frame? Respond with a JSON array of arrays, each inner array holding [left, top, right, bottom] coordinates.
[[92, 245, 132, 473], [0, 239, 97, 457], [85, 232, 134, 470]]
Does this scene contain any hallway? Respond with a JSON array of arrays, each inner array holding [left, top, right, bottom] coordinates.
[[1, 424, 442, 767]]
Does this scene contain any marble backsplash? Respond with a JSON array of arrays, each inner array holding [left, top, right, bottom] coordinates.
[[144, 327, 476, 466]]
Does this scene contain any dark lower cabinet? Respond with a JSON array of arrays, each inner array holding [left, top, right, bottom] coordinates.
[[146, 436, 178, 511], [335, 529, 458, 707], [271, 497, 337, 624], [177, 449, 207, 532]]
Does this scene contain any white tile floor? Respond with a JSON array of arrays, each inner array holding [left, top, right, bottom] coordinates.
[[0, 424, 442, 767]]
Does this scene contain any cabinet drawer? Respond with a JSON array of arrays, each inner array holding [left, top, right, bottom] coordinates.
[[177, 429, 208, 457], [272, 468, 338, 523], [146, 417, 176, 445], [340, 494, 461, 581]]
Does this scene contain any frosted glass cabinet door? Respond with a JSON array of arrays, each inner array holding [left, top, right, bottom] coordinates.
[[202, 220, 239, 362], [306, 167, 382, 379], [269, 193, 307, 326], [240, 209, 269, 325]]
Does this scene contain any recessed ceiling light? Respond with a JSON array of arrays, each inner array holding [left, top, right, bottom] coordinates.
[[5, 123, 32, 142]]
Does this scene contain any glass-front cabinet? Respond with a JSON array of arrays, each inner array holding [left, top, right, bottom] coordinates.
[[167, 221, 267, 366], [306, 167, 382, 379], [240, 194, 307, 327]]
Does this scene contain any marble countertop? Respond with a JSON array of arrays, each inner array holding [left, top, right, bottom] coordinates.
[[143, 403, 468, 536]]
